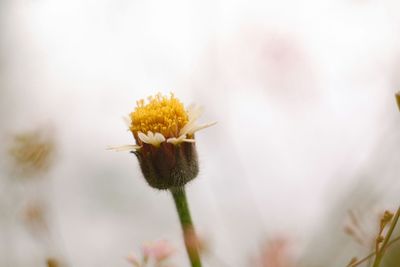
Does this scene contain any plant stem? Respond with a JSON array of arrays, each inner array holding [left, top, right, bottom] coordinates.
[[372, 206, 400, 267], [349, 236, 400, 267], [170, 187, 202, 267]]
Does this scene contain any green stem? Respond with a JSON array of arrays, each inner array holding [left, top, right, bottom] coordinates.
[[372, 206, 400, 267], [170, 187, 202, 267]]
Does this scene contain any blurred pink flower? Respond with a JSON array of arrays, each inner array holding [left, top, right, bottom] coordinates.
[[257, 237, 296, 267], [126, 252, 140, 267], [142, 240, 175, 262]]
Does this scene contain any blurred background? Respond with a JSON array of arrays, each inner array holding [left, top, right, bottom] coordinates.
[[1, 0, 400, 266]]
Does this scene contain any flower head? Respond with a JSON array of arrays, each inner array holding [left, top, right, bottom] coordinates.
[[130, 94, 188, 141], [126, 252, 140, 267], [110, 93, 215, 190], [127, 93, 214, 147], [396, 91, 400, 111], [22, 200, 48, 235], [142, 240, 175, 262], [8, 128, 55, 177], [257, 237, 296, 267], [127, 240, 175, 267]]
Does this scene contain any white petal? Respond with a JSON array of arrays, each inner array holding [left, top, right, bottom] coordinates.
[[138, 132, 150, 143], [154, 133, 166, 143], [107, 144, 140, 152], [147, 131, 155, 138], [139, 131, 165, 147], [122, 116, 131, 128], [187, 104, 204, 122], [183, 139, 196, 143], [180, 105, 210, 136], [179, 121, 196, 136], [167, 135, 186, 145], [186, 103, 196, 115], [187, 121, 217, 135]]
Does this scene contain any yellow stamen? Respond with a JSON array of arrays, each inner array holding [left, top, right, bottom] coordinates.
[[130, 93, 189, 138]]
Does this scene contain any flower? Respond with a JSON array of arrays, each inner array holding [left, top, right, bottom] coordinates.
[[46, 258, 59, 267], [126, 252, 140, 267], [109, 93, 215, 189], [127, 240, 175, 267], [257, 237, 296, 267], [142, 240, 175, 262], [396, 91, 400, 111], [8, 128, 55, 177], [111, 93, 215, 150], [21, 200, 48, 235]]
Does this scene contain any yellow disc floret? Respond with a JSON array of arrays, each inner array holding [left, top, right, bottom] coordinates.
[[130, 93, 189, 138]]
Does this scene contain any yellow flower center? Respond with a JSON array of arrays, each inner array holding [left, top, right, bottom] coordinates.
[[130, 93, 189, 138]]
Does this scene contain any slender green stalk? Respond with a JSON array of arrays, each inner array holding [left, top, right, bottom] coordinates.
[[170, 187, 202, 267], [372, 206, 400, 267]]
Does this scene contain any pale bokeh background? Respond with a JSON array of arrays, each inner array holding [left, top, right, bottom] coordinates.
[[1, 0, 400, 266]]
